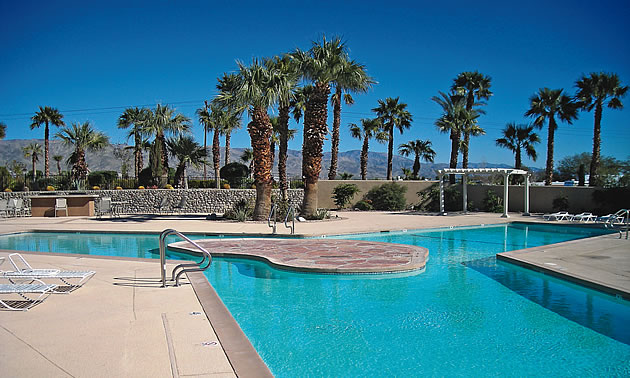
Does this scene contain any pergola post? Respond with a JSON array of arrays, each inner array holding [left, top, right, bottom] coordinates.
[[523, 173, 530, 216], [439, 174, 445, 215], [502, 172, 509, 218], [462, 174, 468, 213]]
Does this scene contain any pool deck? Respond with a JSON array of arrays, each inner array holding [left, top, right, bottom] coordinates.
[[1, 211, 629, 376]]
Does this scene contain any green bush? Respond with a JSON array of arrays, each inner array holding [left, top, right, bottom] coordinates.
[[365, 182, 407, 211], [552, 196, 569, 212], [290, 179, 304, 189], [354, 200, 373, 211], [88, 171, 118, 189], [225, 198, 254, 222], [482, 190, 503, 213], [138, 167, 155, 188], [220, 162, 249, 188], [332, 183, 360, 209], [417, 184, 464, 212]]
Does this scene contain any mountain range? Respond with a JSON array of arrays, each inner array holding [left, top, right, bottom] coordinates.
[[0, 139, 519, 179]]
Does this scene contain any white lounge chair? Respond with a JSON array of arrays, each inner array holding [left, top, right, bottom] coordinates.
[[96, 197, 113, 219], [3, 253, 95, 293], [55, 198, 68, 217], [543, 211, 572, 221], [570, 212, 596, 222], [0, 280, 57, 311], [0, 199, 8, 217]]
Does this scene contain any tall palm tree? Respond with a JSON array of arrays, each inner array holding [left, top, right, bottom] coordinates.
[[432, 91, 479, 184], [328, 58, 375, 180], [118, 107, 150, 178], [55, 122, 109, 181], [216, 59, 290, 220], [216, 72, 245, 166], [496, 123, 539, 170], [167, 135, 207, 189], [398, 139, 436, 179], [22, 143, 43, 180], [451, 71, 492, 168], [525, 88, 579, 185], [349, 118, 387, 180], [196, 102, 212, 180], [0, 122, 6, 139], [52, 154, 64, 174], [575, 72, 628, 186], [143, 104, 191, 186], [208, 103, 238, 188], [30, 106, 65, 177], [372, 97, 413, 180], [291, 36, 348, 217]]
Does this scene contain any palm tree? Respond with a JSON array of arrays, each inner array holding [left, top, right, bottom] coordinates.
[[525, 88, 579, 185], [30, 106, 65, 177], [432, 91, 479, 184], [372, 97, 413, 180], [349, 118, 387, 180], [216, 72, 245, 166], [216, 59, 290, 220], [496, 123, 540, 171], [328, 58, 375, 180], [52, 154, 64, 174], [398, 139, 436, 179], [575, 72, 628, 186], [196, 102, 212, 180], [240, 148, 254, 177], [143, 104, 191, 186], [118, 107, 150, 178], [167, 135, 207, 189], [55, 122, 109, 181], [22, 143, 43, 180], [451, 71, 492, 168], [0, 122, 6, 139], [208, 103, 238, 188]]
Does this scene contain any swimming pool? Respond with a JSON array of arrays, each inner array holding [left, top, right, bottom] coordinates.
[[0, 223, 628, 376]]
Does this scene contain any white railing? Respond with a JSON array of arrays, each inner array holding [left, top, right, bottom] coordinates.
[[159, 229, 212, 287]]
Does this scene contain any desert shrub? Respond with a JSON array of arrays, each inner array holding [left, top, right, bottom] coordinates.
[[312, 208, 330, 220], [220, 162, 249, 188], [290, 179, 304, 189], [88, 171, 118, 189], [365, 182, 407, 211], [482, 190, 503, 213], [552, 196, 569, 211], [225, 198, 254, 222], [188, 179, 228, 189], [354, 200, 373, 211], [332, 183, 360, 209]]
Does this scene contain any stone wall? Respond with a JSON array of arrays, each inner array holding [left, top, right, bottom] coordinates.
[[1, 189, 304, 215]]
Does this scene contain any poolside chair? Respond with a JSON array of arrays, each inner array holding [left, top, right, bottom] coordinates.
[[7, 198, 19, 217], [570, 212, 596, 222], [0, 199, 8, 217], [173, 196, 187, 214], [55, 198, 68, 217], [0, 280, 57, 311], [155, 196, 170, 214], [3, 253, 95, 293], [96, 197, 113, 219], [543, 211, 572, 221]]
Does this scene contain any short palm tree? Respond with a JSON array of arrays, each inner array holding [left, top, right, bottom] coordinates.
[[196, 102, 212, 180], [208, 103, 237, 188], [55, 122, 109, 181], [52, 154, 64, 174], [22, 143, 43, 180], [328, 58, 375, 180], [216, 59, 290, 220], [143, 104, 191, 186], [451, 71, 492, 168], [495, 123, 540, 171], [118, 107, 150, 178], [167, 135, 207, 189], [30, 106, 65, 177], [575, 72, 628, 186], [398, 139, 436, 179], [240, 148, 254, 176], [372, 97, 413, 180], [349, 118, 387, 180], [216, 72, 245, 166], [0, 122, 6, 139], [525, 88, 579, 185]]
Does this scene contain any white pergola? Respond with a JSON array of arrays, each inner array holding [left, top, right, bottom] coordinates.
[[437, 168, 530, 218]]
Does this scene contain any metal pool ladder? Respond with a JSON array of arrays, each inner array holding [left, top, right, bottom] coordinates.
[[284, 204, 296, 235], [603, 209, 629, 239], [159, 229, 212, 287], [267, 203, 277, 234]]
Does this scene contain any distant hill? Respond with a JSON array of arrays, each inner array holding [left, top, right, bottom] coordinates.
[[0, 139, 529, 179]]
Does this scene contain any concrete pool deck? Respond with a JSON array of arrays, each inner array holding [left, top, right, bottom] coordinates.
[[1, 211, 628, 376]]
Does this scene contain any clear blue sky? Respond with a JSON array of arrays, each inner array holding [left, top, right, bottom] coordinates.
[[1, 0, 629, 168]]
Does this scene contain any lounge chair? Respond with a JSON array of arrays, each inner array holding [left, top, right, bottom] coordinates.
[[173, 196, 187, 214], [570, 212, 596, 222], [0, 280, 57, 311], [0, 199, 8, 217], [96, 197, 113, 219], [543, 211, 572, 221], [155, 196, 170, 214], [597, 213, 625, 224], [55, 198, 68, 217], [3, 253, 95, 293]]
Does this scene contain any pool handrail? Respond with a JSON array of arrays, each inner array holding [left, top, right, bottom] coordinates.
[[159, 229, 213, 287], [284, 204, 296, 235], [267, 203, 277, 234]]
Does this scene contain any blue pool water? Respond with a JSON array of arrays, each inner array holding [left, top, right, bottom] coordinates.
[[0, 223, 628, 376]]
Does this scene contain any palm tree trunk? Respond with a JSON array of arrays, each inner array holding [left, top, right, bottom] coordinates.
[[270, 140, 276, 174], [462, 132, 470, 169], [360, 138, 369, 180], [302, 82, 330, 218], [225, 132, 231, 166], [545, 118, 556, 186], [413, 155, 420, 178], [159, 133, 169, 186], [589, 102, 602, 187], [387, 125, 394, 180], [213, 128, 220, 189], [328, 87, 342, 180], [449, 129, 459, 184], [134, 131, 142, 178], [183, 164, 189, 189], [32, 156, 36, 180], [44, 122, 50, 177], [203, 127, 208, 180], [249, 106, 273, 220], [515, 147, 522, 170], [278, 105, 290, 201], [56, 160, 61, 175]]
